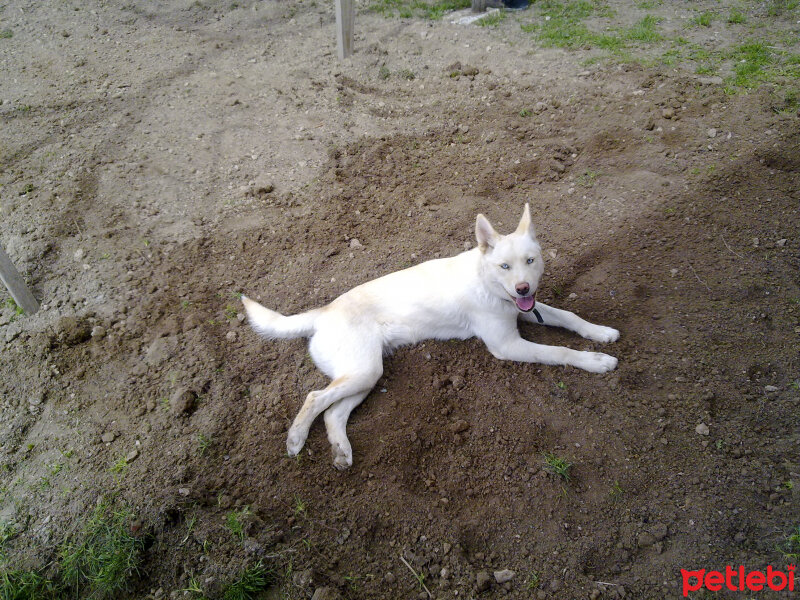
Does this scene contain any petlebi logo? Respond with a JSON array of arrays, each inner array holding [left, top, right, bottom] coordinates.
[[681, 564, 796, 596]]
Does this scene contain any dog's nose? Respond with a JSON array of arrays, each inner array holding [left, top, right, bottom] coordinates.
[[516, 282, 530, 296]]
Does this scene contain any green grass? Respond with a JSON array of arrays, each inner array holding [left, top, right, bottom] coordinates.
[[728, 41, 775, 88], [368, 0, 470, 19], [691, 11, 714, 27], [543, 452, 573, 480], [727, 8, 746, 24], [477, 9, 507, 27], [767, 0, 799, 16], [225, 507, 250, 541], [525, 571, 541, 590], [522, 4, 660, 51], [576, 169, 601, 186], [625, 14, 661, 42], [0, 570, 59, 600], [60, 500, 144, 599], [778, 525, 800, 562], [196, 434, 212, 456], [0, 30, 12, 39], [222, 562, 277, 600]]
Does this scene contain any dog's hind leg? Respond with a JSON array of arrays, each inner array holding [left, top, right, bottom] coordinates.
[[323, 391, 370, 470]]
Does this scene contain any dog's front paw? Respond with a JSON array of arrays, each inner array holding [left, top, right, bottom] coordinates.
[[583, 325, 620, 343], [286, 428, 306, 457], [577, 351, 618, 373]]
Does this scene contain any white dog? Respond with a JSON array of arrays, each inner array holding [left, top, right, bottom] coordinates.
[[242, 204, 619, 469]]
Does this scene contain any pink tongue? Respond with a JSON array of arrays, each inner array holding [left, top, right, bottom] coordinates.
[[515, 295, 535, 311]]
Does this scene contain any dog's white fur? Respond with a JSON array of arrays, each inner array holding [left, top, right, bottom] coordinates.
[[242, 205, 619, 469]]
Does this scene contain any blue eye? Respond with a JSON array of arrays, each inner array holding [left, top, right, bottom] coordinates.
[[500, 263, 510, 270], [527, 257, 535, 264]]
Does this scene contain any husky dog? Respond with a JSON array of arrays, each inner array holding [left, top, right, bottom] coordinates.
[[242, 204, 619, 469]]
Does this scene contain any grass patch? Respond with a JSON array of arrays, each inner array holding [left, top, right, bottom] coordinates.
[[522, 4, 659, 51], [0, 30, 12, 40], [728, 41, 775, 88], [477, 9, 507, 27], [691, 11, 714, 27], [727, 8, 746, 24], [368, 0, 470, 19], [543, 452, 573, 480], [225, 507, 251, 541], [60, 500, 145, 599], [778, 525, 800, 562], [222, 561, 277, 600], [625, 14, 661, 42], [767, 0, 799, 16], [0, 570, 59, 600]]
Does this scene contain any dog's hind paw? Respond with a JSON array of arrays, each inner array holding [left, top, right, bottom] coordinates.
[[583, 325, 620, 343], [286, 429, 306, 457], [331, 443, 353, 470]]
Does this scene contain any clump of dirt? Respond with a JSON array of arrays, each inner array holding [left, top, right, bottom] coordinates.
[[0, 0, 798, 599]]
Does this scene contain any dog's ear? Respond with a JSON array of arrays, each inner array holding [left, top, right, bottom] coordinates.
[[475, 214, 499, 251], [515, 203, 536, 239]]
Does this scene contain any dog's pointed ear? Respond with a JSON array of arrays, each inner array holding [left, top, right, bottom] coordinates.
[[515, 203, 536, 239], [475, 214, 499, 252]]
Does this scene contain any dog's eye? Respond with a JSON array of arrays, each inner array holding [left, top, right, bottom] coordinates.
[[527, 257, 535, 264], [500, 263, 510, 270]]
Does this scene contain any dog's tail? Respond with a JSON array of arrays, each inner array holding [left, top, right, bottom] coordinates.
[[241, 295, 320, 339]]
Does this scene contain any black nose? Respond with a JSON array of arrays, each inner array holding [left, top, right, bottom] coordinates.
[[516, 283, 530, 295]]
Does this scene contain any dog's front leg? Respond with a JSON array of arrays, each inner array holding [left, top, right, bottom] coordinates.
[[476, 319, 617, 373], [520, 302, 619, 343]]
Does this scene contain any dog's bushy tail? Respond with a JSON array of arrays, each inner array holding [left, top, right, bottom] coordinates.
[[241, 296, 319, 339]]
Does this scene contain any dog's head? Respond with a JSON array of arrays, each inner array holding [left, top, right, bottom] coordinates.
[[475, 203, 545, 313]]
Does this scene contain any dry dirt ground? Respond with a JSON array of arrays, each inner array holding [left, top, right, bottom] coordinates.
[[1, 0, 799, 598]]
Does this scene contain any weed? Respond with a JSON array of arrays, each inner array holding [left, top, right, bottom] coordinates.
[[343, 573, 362, 592], [293, 495, 307, 517], [109, 456, 129, 483], [625, 14, 661, 42], [610, 480, 624, 499], [19, 184, 34, 196], [378, 64, 391, 80], [556, 381, 567, 390], [767, 0, 799, 16], [224, 305, 237, 319], [525, 571, 541, 590], [222, 561, 277, 600], [478, 9, 507, 27], [576, 169, 600, 186], [543, 452, 573, 480], [0, 570, 58, 599], [196, 434, 212, 456], [368, 0, 470, 20], [225, 507, 250, 541], [60, 500, 145, 599], [181, 575, 208, 598], [692, 11, 714, 27], [728, 41, 774, 88], [0, 521, 18, 547], [777, 525, 800, 562], [0, 29, 12, 39], [398, 68, 416, 80], [727, 8, 746, 24]]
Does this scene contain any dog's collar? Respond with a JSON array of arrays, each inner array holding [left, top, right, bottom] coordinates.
[[532, 307, 543, 324]]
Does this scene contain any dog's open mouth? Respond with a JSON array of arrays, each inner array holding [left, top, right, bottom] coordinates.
[[514, 293, 536, 312]]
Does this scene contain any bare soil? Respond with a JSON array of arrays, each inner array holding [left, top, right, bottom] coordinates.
[[1, 1, 798, 599]]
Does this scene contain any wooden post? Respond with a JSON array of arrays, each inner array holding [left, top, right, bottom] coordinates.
[[336, 0, 354, 59], [0, 244, 39, 315]]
